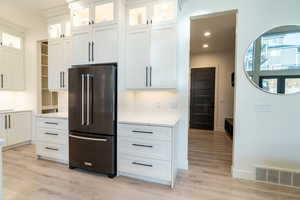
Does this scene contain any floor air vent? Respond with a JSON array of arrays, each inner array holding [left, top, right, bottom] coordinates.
[[255, 166, 300, 188]]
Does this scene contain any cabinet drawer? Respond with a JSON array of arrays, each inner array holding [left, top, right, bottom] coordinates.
[[118, 154, 171, 181], [37, 117, 68, 130], [37, 127, 68, 145], [36, 142, 68, 161], [118, 137, 171, 161], [118, 123, 171, 141]]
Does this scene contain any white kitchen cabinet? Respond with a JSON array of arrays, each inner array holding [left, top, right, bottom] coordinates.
[[117, 121, 179, 187], [0, 111, 32, 147], [125, 0, 177, 90], [48, 38, 71, 91], [126, 29, 150, 89], [36, 114, 69, 164], [48, 16, 71, 41], [0, 43, 24, 91], [69, 0, 119, 65]]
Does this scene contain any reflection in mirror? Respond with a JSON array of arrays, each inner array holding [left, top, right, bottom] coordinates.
[[244, 25, 300, 94]]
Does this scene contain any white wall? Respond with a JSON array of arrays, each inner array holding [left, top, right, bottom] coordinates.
[[191, 51, 235, 131], [178, 0, 300, 179], [0, 1, 47, 113]]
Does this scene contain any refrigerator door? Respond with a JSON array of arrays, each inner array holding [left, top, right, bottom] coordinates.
[[69, 65, 117, 135], [69, 132, 116, 175]]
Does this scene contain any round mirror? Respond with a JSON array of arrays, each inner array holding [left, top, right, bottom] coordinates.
[[244, 25, 300, 95]]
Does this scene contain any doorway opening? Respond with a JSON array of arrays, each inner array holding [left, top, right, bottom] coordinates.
[[188, 10, 237, 176]]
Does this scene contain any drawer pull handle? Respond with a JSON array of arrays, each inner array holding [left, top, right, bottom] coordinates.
[[132, 162, 153, 168], [45, 132, 59, 136], [132, 144, 153, 148], [45, 122, 58, 125], [45, 147, 59, 151], [70, 135, 108, 142], [132, 130, 153, 134]]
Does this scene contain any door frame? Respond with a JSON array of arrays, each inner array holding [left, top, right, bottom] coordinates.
[[190, 66, 219, 131]]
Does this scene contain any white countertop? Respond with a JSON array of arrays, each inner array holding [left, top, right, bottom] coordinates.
[[118, 114, 180, 127], [36, 112, 68, 119], [0, 109, 32, 114]]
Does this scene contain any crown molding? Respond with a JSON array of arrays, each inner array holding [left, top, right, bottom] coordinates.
[[43, 4, 70, 19]]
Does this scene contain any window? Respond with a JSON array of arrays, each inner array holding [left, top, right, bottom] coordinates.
[[2, 33, 21, 49], [129, 7, 147, 26], [95, 2, 114, 24], [260, 31, 300, 71]]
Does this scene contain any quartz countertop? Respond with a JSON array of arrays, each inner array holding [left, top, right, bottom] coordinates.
[[36, 112, 68, 119], [0, 109, 32, 114], [118, 114, 180, 127]]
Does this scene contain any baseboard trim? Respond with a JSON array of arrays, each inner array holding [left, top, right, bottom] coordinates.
[[231, 167, 254, 180]]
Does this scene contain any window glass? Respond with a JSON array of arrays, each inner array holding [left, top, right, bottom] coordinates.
[[260, 31, 300, 71], [285, 78, 300, 94], [2, 33, 21, 49], [261, 78, 278, 93], [152, 0, 175, 24], [72, 7, 90, 27], [129, 7, 147, 26], [95, 2, 114, 23], [48, 23, 62, 39]]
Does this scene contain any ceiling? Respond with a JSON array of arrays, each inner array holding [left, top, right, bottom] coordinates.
[[190, 13, 236, 54], [2, 0, 67, 13]]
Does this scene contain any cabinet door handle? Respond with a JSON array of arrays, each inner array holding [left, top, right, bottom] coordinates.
[[132, 144, 153, 148], [92, 42, 94, 62], [45, 147, 59, 151], [44, 122, 58, 125], [45, 132, 59, 136], [132, 162, 153, 168], [8, 115, 11, 129], [88, 42, 91, 62], [62, 71, 65, 88], [132, 130, 153, 134], [0, 74, 2, 88], [4, 115, 7, 130], [146, 67, 148, 87], [60, 72, 62, 88], [150, 66, 152, 87]]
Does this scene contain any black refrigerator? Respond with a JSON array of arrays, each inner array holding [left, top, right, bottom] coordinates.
[[68, 64, 117, 178]]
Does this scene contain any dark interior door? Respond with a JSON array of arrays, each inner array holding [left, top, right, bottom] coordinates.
[[190, 68, 215, 130]]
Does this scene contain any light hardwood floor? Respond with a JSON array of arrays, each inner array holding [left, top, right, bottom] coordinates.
[[3, 129, 300, 200]]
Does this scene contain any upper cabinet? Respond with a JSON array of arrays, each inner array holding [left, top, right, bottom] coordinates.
[[47, 14, 71, 91], [0, 29, 25, 91], [125, 0, 177, 90], [69, 0, 119, 65]]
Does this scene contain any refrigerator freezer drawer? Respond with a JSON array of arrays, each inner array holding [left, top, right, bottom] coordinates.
[[69, 132, 116, 175]]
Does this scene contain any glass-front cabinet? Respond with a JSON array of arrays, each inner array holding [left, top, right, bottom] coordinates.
[[48, 16, 71, 40], [127, 0, 177, 29], [70, 0, 117, 30]]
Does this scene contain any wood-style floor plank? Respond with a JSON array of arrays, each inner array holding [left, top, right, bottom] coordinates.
[[3, 129, 300, 200]]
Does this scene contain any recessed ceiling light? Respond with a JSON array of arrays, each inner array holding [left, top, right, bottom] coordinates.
[[204, 32, 211, 37], [203, 44, 209, 48]]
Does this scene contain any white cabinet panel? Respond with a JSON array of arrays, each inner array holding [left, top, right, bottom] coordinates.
[[126, 30, 150, 89], [71, 30, 91, 65], [49, 40, 64, 91], [7, 112, 31, 146], [150, 25, 177, 89], [0, 114, 7, 145], [93, 26, 118, 63]]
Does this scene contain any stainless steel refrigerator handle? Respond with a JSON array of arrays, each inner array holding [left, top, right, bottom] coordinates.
[[70, 135, 108, 142], [81, 74, 85, 126], [87, 74, 90, 126]]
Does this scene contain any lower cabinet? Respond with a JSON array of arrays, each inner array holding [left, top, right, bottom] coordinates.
[[0, 111, 32, 147], [117, 122, 178, 187], [35, 116, 68, 164]]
